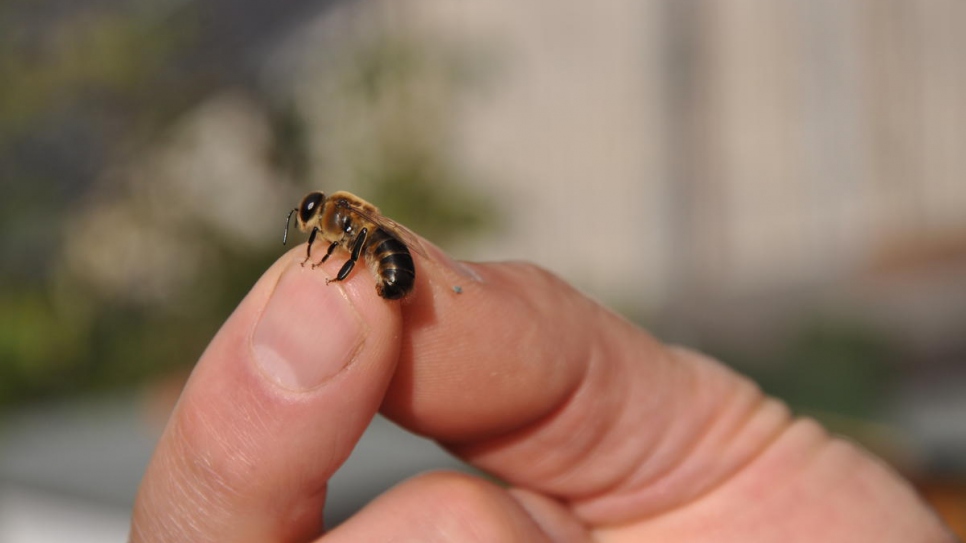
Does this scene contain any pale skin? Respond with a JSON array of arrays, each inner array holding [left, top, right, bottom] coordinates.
[[131, 239, 955, 542]]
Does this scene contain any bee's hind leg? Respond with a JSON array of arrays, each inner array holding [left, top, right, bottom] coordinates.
[[328, 260, 355, 284], [326, 228, 368, 284]]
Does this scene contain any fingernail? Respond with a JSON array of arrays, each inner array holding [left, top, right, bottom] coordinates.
[[252, 268, 365, 391]]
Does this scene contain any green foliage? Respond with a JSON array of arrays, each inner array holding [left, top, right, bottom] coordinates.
[[0, 7, 496, 413], [371, 161, 493, 248], [0, 9, 190, 140], [336, 33, 498, 245], [0, 243, 279, 411], [0, 286, 85, 405], [727, 317, 899, 421], [0, 4, 202, 410]]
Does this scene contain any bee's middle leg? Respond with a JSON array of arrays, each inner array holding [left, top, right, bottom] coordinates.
[[326, 228, 368, 284], [311, 241, 339, 268]]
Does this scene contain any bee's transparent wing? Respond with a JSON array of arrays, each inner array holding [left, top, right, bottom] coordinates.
[[342, 204, 429, 258]]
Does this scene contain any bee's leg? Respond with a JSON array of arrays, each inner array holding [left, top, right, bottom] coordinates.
[[327, 228, 368, 284], [321, 241, 339, 263], [300, 227, 319, 267], [312, 241, 339, 268], [313, 217, 354, 268]]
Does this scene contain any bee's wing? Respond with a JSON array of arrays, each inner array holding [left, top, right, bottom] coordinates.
[[342, 203, 429, 258]]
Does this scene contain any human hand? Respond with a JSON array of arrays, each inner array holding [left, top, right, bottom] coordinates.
[[130, 242, 954, 542]]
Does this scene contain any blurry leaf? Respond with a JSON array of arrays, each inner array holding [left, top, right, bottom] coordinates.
[[0, 9, 190, 140]]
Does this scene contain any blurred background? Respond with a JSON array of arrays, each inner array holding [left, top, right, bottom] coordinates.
[[2, 0, 965, 540]]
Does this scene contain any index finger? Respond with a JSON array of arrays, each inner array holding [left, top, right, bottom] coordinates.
[[383, 244, 791, 525]]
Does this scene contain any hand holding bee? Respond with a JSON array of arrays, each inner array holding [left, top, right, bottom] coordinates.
[[131, 223, 955, 542]]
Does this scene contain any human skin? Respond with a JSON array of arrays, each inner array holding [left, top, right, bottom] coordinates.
[[130, 241, 955, 542]]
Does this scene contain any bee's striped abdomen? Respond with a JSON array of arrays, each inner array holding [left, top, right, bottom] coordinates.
[[367, 229, 415, 299]]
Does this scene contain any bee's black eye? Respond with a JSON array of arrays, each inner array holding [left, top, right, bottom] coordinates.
[[299, 192, 325, 223]]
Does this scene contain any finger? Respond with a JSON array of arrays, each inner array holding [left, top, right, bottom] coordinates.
[[384, 247, 793, 525], [322, 471, 589, 543], [131, 250, 401, 542], [393, 245, 953, 540]]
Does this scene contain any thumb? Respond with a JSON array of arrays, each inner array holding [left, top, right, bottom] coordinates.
[[131, 252, 401, 542]]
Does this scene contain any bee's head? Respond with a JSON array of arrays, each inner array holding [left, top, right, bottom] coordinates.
[[297, 191, 326, 228], [283, 191, 326, 245]]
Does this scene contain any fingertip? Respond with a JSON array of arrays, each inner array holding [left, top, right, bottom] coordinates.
[[325, 471, 559, 543], [132, 249, 404, 542], [252, 264, 368, 390], [509, 488, 592, 543]]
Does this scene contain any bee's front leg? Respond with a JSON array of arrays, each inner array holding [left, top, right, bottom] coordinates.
[[326, 228, 368, 284], [300, 227, 319, 267]]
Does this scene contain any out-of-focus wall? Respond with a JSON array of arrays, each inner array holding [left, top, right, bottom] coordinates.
[[391, 0, 966, 312]]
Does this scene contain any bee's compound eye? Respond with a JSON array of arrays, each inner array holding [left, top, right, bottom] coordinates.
[[299, 192, 325, 223]]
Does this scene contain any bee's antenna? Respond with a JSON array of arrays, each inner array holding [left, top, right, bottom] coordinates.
[[283, 208, 297, 245]]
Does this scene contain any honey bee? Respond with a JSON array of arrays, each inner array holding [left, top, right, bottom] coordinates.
[[283, 191, 424, 300]]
